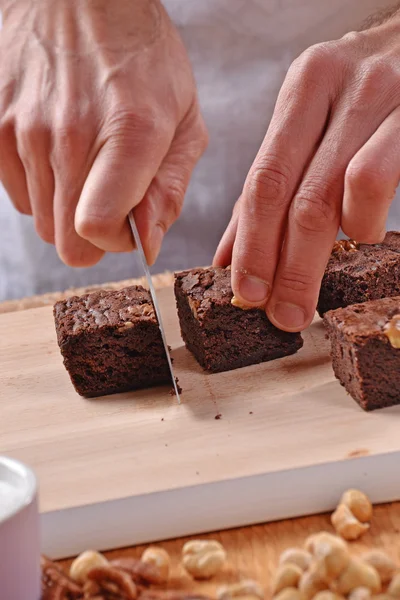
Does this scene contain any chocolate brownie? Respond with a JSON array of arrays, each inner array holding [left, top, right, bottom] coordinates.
[[317, 231, 400, 316], [54, 286, 171, 397], [324, 297, 400, 411], [174, 266, 303, 373]]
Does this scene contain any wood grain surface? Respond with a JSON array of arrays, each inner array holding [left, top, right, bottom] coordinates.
[[56, 503, 400, 597], [1, 274, 400, 581]]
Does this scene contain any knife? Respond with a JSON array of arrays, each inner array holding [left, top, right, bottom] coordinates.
[[128, 211, 181, 402]]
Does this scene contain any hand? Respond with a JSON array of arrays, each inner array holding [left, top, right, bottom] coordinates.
[[215, 11, 400, 331], [0, 0, 207, 266]]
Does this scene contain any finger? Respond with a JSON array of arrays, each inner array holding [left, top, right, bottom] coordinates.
[[134, 109, 208, 264], [342, 106, 400, 243], [213, 198, 240, 267], [266, 104, 393, 332], [0, 119, 31, 215], [16, 117, 55, 244], [230, 47, 334, 307], [50, 116, 105, 266], [75, 110, 175, 253]]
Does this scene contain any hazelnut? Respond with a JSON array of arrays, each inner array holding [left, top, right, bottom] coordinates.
[[384, 315, 400, 349], [331, 504, 369, 541], [336, 559, 381, 595], [279, 548, 312, 571], [362, 550, 396, 584], [387, 573, 400, 597], [217, 579, 264, 600], [272, 588, 303, 600], [340, 490, 373, 523], [272, 564, 303, 595], [182, 540, 226, 579], [141, 547, 171, 583], [305, 532, 350, 579], [69, 550, 109, 584], [314, 592, 345, 600], [348, 587, 372, 600], [298, 563, 329, 600]]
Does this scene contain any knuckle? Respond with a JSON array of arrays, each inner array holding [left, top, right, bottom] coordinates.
[[164, 180, 185, 223], [18, 120, 47, 158], [345, 160, 382, 197], [75, 212, 106, 241], [293, 42, 339, 78], [352, 59, 400, 106], [109, 104, 161, 137], [246, 156, 292, 214], [292, 181, 339, 234], [277, 268, 319, 293], [51, 118, 86, 161]]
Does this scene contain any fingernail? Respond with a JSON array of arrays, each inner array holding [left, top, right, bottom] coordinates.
[[271, 302, 307, 330], [149, 224, 164, 265], [239, 276, 270, 305]]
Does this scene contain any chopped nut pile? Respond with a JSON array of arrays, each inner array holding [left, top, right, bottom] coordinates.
[[42, 489, 396, 600], [41, 539, 229, 600], [271, 490, 400, 600]]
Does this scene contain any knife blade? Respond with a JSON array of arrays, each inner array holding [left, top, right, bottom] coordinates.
[[128, 211, 181, 402]]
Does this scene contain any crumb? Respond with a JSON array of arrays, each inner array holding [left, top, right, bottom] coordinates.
[[215, 413, 222, 420], [161, 418, 164, 421], [169, 377, 183, 396]]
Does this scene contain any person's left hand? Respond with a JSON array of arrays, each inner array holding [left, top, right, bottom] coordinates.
[[214, 12, 400, 332]]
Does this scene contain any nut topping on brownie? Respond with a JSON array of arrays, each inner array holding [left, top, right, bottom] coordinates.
[[383, 314, 400, 349]]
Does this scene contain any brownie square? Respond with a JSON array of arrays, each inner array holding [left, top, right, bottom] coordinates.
[[324, 297, 400, 411], [174, 266, 303, 373], [54, 286, 171, 397], [317, 231, 400, 317]]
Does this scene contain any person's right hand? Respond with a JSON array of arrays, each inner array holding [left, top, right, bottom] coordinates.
[[0, 0, 207, 266]]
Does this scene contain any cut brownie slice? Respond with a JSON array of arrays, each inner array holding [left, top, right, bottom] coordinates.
[[324, 296, 400, 411], [54, 286, 171, 397], [317, 231, 400, 316], [174, 266, 303, 373]]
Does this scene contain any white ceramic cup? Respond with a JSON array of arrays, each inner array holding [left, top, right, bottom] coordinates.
[[0, 456, 41, 600]]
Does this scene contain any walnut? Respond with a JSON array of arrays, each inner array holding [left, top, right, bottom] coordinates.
[[383, 314, 400, 349], [332, 240, 359, 254], [110, 557, 165, 586], [84, 565, 137, 599], [70, 551, 109, 584], [182, 540, 227, 579], [141, 547, 171, 584], [41, 555, 83, 599]]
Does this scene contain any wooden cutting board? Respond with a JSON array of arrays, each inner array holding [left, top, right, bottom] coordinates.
[[1, 286, 400, 560]]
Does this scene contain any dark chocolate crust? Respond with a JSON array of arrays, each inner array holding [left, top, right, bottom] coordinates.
[[317, 231, 400, 316], [54, 286, 171, 397], [174, 266, 303, 373], [324, 296, 400, 411]]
